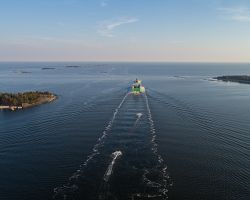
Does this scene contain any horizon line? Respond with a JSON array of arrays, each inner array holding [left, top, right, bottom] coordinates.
[[0, 60, 250, 64]]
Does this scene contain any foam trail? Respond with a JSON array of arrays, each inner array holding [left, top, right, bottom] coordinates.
[[145, 93, 159, 155], [134, 113, 143, 127], [81, 92, 129, 168], [129, 113, 143, 133], [136, 113, 143, 121], [142, 92, 171, 199], [103, 151, 123, 182], [53, 93, 129, 199]]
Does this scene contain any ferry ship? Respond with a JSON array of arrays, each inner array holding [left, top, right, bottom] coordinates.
[[131, 79, 145, 94]]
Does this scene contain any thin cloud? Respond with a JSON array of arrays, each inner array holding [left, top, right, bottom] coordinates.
[[98, 17, 139, 37], [218, 6, 250, 22]]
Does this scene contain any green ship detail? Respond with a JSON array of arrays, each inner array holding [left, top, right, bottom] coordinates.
[[131, 79, 145, 94]]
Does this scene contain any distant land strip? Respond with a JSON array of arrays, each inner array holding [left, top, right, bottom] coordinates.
[[216, 75, 250, 84]]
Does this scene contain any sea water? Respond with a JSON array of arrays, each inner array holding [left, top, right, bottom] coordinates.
[[0, 62, 250, 200]]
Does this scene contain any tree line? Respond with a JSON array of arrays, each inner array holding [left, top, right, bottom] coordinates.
[[0, 91, 53, 106]]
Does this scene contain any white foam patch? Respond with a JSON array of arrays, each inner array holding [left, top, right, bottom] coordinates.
[[129, 113, 144, 133], [136, 113, 143, 118], [134, 113, 143, 125], [103, 151, 123, 182], [131, 193, 163, 199]]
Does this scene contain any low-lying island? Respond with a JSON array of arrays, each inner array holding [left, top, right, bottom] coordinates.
[[0, 91, 57, 111], [216, 75, 250, 84]]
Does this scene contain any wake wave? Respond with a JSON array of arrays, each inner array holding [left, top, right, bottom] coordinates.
[[136, 92, 172, 199], [53, 93, 129, 199], [53, 90, 172, 200], [82, 92, 129, 167], [129, 113, 143, 133], [103, 151, 123, 182], [148, 89, 250, 153]]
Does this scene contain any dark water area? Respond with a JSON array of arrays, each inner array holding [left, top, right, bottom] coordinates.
[[0, 62, 250, 200]]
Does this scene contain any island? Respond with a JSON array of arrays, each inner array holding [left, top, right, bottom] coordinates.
[[65, 65, 81, 68], [13, 70, 32, 74], [0, 91, 57, 111], [41, 67, 56, 70], [216, 75, 250, 84]]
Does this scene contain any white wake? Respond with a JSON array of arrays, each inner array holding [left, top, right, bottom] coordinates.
[[53, 93, 129, 199], [103, 151, 123, 182], [137, 92, 171, 199]]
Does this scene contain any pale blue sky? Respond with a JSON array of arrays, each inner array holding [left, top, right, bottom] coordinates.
[[0, 0, 250, 62]]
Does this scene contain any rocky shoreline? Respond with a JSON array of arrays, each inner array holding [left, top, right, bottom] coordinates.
[[0, 92, 57, 111], [215, 75, 250, 84]]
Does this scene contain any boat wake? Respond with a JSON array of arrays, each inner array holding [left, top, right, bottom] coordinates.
[[53, 92, 129, 199], [98, 151, 123, 200], [53, 91, 172, 200], [103, 151, 123, 182], [130, 93, 171, 199], [129, 113, 143, 133]]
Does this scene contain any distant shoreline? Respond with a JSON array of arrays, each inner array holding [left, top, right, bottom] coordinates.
[[0, 91, 57, 111], [215, 75, 250, 84], [1, 61, 250, 64]]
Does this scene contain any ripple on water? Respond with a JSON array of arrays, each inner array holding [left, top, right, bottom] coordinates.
[[53, 92, 172, 200]]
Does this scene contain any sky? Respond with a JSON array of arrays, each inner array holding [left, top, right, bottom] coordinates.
[[0, 0, 250, 62]]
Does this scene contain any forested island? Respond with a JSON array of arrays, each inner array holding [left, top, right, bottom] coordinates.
[[216, 75, 250, 84], [0, 91, 57, 111]]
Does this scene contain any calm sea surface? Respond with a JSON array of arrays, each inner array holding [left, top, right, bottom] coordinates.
[[0, 62, 250, 200]]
